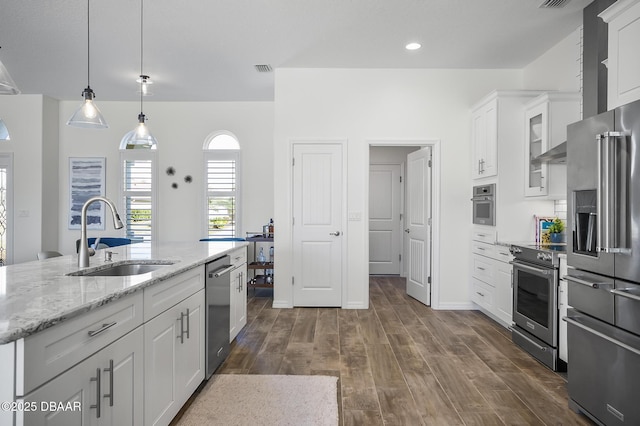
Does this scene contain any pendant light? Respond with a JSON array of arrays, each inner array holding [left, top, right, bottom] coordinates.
[[121, 0, 157, 149], [67, 0, 108, 128], [0, 119, 10, 141], [0, 47, 20, 95]]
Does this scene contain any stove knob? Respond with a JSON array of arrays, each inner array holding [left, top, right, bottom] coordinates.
[[537, 253, 545, 260], [545, 253, 553, 262]]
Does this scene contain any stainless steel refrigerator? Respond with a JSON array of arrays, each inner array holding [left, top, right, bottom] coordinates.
[[566, 98, 640, 426]]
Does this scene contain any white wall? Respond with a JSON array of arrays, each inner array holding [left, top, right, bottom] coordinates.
[[0, 95, 59, 264], [370, 146, 420, 164], [273, 68, 524, 309], [57, 101, 274, 254], [523, 28, 582, 93]]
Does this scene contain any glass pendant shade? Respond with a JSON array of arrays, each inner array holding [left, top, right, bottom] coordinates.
[[0, 59, 20, 95], [0, 118, 10, 140], [120, 113, 157, 149], [67, 0, 108, 129], [67, 87, 108, 128]]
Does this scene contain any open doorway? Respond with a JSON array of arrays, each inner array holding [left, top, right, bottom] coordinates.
[[367, 142, 439, 307]]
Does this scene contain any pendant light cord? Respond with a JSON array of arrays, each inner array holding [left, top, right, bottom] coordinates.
[[87, 0, 91, 87], [140, 0, 144, 115]]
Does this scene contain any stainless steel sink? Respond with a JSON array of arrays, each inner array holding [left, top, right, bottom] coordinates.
[[67, 261, 174, 277]]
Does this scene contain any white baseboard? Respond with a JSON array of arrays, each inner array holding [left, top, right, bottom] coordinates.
[[271, 300, 292, 309], [431, 302, 476, 310]]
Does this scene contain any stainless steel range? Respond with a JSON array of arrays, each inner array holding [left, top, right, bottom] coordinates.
[[509, 243, 566, 371]]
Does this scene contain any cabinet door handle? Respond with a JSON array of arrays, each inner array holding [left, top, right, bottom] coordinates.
[[103, 359, 114, 407], [185, 308, 190, 340], [88, 322, 117, 337], [329, 231, 341, 236], [90, 368, 101, 418], [177, 313, 185, 344]]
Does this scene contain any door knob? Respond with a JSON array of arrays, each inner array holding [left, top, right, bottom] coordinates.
[[329, 231, 341, 236]]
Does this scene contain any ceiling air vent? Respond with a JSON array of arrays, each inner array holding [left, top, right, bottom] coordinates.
[[538, 0, 571, 8], [254, 64, 273, 73]]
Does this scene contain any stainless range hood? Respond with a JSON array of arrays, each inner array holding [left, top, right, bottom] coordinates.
[[534, 141, 567, 164]]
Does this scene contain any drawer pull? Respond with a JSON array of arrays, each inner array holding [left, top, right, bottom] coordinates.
[[88, 322, 117, 337], [103, 359, 114, 407], [90, 368, 101, 418], [477, 247, 486, 251], [476, 292, 484, 297], [185, 308, 190, 340], [611, 288, 640, 302], [477, 267, 486, 271]]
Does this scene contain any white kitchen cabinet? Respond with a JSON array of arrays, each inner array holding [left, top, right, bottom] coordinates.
[[20, 327, 144, 426], [494, 257, 513, 326], [470, 238, 513, 329], [524, 92, 580, 199], [559, 279, 568, 363], [470, 91, 556, 243], [144, 289, 204, 426], [230, 263, 248, 342], [600, 0, 640, 109], [471, 97, 498, 179]]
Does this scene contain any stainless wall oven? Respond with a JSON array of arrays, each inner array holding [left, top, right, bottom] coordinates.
[[510, 244, 564, 371], [471, 184, 495, 226]]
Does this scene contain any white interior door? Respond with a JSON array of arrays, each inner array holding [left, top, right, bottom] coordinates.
[[405, 147, 432, 305], [292, 143, 343, 307], [369, 164, 402, 275]]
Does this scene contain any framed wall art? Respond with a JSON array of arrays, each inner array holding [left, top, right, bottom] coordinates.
[[68, 157, 106, 230]]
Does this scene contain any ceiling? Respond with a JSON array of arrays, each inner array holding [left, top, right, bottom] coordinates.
[[0, 0, 593, 102]]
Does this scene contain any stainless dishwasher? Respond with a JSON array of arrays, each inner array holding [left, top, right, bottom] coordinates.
[[205, 255, 234, 378]]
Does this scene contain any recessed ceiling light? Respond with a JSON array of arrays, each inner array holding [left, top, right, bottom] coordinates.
[[405, 42, 421, 51]]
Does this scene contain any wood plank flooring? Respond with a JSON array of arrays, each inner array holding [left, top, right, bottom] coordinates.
[[214, 276, 594, 425]]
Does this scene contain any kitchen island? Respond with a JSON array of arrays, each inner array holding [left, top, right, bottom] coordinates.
[[0, 240, 247, 426]]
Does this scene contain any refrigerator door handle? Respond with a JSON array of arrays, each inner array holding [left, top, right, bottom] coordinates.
[[597, 131, 630, 254]]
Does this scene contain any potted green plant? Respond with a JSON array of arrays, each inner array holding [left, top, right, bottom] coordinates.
[[547, 218, 565, 243]]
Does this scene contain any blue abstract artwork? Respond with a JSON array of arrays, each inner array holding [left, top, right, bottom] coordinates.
[[69, 157, 105, 230]]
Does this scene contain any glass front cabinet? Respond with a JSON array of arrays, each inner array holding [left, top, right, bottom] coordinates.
[[523, 92, 581, 199]]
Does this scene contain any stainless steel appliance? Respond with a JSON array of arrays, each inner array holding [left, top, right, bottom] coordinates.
[[566, 98, 640, 425], [471, 183, 495, 226], [510, 243, 566, 371], [205, 255, 233, 378]]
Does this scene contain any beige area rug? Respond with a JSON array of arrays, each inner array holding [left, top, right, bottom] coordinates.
[[175, 374, 339, 426]]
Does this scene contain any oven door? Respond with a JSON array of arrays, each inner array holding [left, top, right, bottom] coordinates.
[[512, 260, 558, 346], [472, 196, 495, 226]]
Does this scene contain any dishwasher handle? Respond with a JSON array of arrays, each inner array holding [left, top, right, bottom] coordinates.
[[209, 264, 235, 278]]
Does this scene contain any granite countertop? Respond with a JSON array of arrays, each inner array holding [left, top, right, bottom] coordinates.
[[0, 240, 247, 344]]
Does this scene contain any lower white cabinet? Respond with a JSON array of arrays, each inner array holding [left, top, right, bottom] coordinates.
[[494, 258, 513, 325], [20, 326, 144, 426], [470, 241, 513, 328], [230, 262, 247, 342], [144, 289, 205, 426], [559, 279, 568, 363]]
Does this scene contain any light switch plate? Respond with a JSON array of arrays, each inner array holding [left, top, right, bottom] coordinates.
[[348, 211, 362, 221]]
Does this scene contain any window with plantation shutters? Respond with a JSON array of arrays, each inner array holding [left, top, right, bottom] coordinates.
[[204, 132, 241, 238], [121, 152, 156, 242]]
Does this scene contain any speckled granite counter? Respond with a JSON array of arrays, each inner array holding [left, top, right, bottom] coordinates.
[[0, 240, 247, 344]]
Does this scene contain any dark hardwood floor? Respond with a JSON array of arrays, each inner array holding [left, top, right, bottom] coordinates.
[[216, 276, 594, 425]]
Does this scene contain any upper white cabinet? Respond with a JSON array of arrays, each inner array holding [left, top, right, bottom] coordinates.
[[471, 97, 498, 178], [600, 0, 640, 109], [523, 92, 581, 199]]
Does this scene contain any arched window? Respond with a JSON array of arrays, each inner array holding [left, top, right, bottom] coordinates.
[[203, 131, 241, 238]]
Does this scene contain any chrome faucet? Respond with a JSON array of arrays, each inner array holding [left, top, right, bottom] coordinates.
[[78, 196, 124, 267]]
